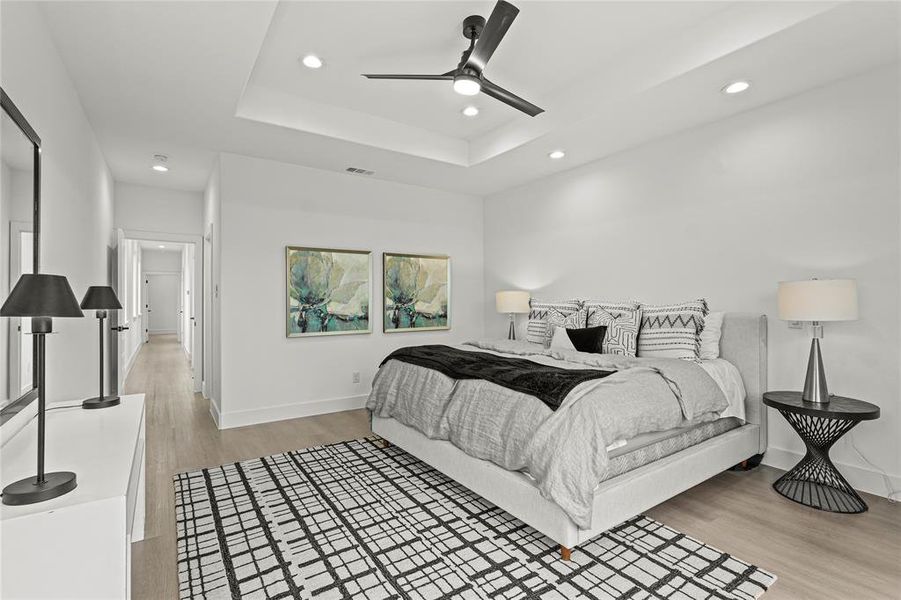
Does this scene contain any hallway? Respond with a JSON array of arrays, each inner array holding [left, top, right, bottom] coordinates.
[[126, 334, 371, 599]]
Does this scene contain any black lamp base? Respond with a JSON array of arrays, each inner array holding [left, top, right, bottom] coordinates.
[[82, 395, 120, 410], [2, 471, 77, 506]]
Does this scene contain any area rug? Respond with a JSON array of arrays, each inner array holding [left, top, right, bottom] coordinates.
[[174, 437, 776, 599]]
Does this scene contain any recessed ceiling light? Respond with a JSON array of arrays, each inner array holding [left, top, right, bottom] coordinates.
[[548, 150, 566, 160], [158, 245, 165, 249], [151, 154, 169, 172], [453, 74, 481, 96], [722, 80, 750, 95], [462, 106, 479, 117], [302, 54, 323, 69]]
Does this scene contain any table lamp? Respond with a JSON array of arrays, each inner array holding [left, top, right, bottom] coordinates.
[[1, 274, 84, 505], [495, 290, 530, 340], [80, 286, 122, 409], [777, 278, 858, 404]]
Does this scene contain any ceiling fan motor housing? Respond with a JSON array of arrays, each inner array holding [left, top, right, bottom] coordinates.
[[462, 15, 486, 39]]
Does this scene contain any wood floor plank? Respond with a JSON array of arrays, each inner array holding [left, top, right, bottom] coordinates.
[[128, 335, 901, 599]]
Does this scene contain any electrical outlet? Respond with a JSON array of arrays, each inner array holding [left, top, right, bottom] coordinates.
[[788, 321, 803, 330], [352, 371, 361, 384]]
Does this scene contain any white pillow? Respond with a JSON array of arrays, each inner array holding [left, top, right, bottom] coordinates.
[[550, 326, 577, 351], [699, 311, 725, 360]]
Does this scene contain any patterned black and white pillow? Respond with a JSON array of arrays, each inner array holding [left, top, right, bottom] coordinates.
[[584, 300, 642, 356], [637, 299, 709, 360], [526, 299, 582, 345], [545, 307, 589, 346]]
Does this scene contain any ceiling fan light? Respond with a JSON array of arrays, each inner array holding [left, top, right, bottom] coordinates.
[[453, 74, 481, 96]]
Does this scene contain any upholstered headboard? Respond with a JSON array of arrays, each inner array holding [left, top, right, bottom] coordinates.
[[719, 313, 768, 454]]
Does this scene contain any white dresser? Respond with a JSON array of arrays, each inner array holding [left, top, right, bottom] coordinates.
[[0, 394, 146, 599]]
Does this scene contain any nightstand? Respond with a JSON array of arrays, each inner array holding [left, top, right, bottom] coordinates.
[[762, 391, 879, 513]]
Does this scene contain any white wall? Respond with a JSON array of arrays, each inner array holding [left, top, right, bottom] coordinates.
[[115, 182, 203, 235], [0, 162, 9, 405], [141, 248, 181, 272], [1, 2, 115, 410], [483, 67, 900, 497], [214, 152, 484, 428]]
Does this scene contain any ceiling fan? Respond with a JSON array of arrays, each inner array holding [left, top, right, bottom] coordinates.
[[362, 0, 544, 117]]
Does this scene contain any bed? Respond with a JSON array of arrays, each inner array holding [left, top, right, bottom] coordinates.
[[369, 313, 767, 559]]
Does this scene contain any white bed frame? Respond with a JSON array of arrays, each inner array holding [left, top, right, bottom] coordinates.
[[371, 313, 767, 559]]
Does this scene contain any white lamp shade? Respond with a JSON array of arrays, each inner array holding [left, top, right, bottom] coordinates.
[[496, 290, 530, 314], [777, 279, 858, 321]]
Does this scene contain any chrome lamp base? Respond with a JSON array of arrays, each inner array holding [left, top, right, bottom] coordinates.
[[507, 313, 516, 340], [802, 324, 830, 404]]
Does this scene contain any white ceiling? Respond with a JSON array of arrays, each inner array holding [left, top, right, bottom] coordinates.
[[34, 1, 899, 195], [245, 2, 731, 142]]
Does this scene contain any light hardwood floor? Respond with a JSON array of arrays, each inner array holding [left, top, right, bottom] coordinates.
[[129, 335, 900, 599]]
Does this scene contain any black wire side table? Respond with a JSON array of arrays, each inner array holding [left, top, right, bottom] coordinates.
[[763, 391, 880, 513]]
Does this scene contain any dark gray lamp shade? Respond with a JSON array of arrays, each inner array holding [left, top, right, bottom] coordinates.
[[0, 274, 84, 317], [80, 286, 122, 310]]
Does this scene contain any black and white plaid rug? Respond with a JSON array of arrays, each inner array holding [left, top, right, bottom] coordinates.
[[174, 437, 776, 599]]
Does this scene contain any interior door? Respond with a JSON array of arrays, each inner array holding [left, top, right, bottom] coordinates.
[[146, 273, 179, 334]]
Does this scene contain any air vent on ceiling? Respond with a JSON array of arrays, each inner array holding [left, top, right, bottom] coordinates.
[[345, 167, 375, 176]]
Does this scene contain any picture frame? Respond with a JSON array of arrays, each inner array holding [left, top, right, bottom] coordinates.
[[286, 246, 372, 337], [382, 252, 450, 333]]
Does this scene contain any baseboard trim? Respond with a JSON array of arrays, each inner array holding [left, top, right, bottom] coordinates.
[[218, 394, 367, 430], [763, 446, 900, 500], [209, 399, 222, 429]]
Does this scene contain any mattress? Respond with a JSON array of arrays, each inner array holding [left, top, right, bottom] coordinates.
[[604, 417, 741, 481]]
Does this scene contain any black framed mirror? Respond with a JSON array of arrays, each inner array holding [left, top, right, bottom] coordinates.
[[0, 87, 41, 425]]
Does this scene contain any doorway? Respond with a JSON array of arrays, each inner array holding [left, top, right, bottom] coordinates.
[[114, 230, 203, 394], [145, 273, 180, 335]]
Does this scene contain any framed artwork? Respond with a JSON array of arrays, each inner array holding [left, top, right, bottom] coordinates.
[[383, 252, 450, 332], [286, 246, 371, 337]]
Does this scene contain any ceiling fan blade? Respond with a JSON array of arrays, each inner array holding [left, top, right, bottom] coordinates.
[[466, 0, 519, 72], [481, 78, 544, 117], [362, 73, 454, 80]]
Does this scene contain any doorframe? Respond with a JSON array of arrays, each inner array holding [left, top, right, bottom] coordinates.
[[124, 229, 203, 393]]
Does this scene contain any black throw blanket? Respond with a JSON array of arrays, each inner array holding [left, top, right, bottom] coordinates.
[[380, 345, 615, 411]]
